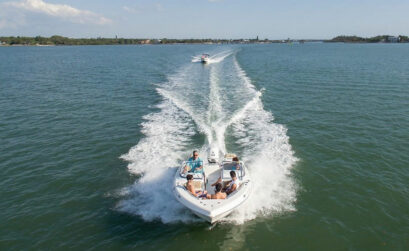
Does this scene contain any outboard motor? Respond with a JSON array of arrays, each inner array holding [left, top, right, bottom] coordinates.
[[207, 145, 219, 163]]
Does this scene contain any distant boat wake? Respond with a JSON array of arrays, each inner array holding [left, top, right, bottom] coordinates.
[[117, 49, 298, 224]]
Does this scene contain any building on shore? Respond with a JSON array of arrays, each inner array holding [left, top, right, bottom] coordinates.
[[386, 36, 399, 43]]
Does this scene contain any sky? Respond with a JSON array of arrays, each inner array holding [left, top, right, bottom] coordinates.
[[0, 0, 408, 39]]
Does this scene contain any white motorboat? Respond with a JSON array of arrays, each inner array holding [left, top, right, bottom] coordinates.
[[200, 54, 210, 63], [173, 153, 251, 223]]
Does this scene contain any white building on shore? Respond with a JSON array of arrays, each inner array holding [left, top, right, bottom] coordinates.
[[386, 36, 399, 43]]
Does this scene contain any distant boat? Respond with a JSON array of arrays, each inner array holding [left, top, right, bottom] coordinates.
[[201, 54, 210, 63]]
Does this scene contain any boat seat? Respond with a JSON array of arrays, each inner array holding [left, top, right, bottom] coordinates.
[[193, 180, 203, 190]]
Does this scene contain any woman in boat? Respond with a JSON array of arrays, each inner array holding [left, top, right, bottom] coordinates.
[[232, 156, 240, 170]]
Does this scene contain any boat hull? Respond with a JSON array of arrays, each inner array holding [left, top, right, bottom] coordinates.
[[192, 209, 234, 224]]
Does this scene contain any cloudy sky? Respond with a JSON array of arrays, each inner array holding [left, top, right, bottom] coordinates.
[[0, 0, 408, 39]]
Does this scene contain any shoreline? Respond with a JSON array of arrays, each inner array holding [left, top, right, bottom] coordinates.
[[1, 42, 409, 46], [1, 35, 408, 46]]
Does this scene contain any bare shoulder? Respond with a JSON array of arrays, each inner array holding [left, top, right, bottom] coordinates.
[[187, 183, 194, 192]]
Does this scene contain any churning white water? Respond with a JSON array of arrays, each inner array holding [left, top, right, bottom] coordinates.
[[118, 50, 298, 224]]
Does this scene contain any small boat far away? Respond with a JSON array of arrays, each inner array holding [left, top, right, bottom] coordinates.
[[201, 54, 210, 63], [173, 150, 251, 223]]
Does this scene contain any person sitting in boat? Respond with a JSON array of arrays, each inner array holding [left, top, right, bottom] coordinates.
[[224, 171, 240, 195], [183, 150, 203, 173], [186, 174, 207, 198], [206, 183, 226, 200], [232, 156, 240, 170], [211, 171, 239, 195]]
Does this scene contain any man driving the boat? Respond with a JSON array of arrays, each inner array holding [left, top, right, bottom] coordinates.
[[183, 150, 203, 173]]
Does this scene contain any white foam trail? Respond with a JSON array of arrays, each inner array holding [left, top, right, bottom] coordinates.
[[207, 66, 226, 153], [222, 58, 298, 224], [204, 50, 256, 154], [119, 49, 297, 224], [117, 63, 207, 222], [158, 88, 212, 141], [191, 56, 201, 63], [118, 99, 199, 223], [207, 50, 234, 64]]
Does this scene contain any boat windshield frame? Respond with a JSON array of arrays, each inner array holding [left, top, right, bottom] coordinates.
[[179, 160, 205, 179], [221, 161, 245, 180]]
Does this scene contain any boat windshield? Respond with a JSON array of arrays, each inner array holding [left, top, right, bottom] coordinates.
[[221, 161, 244, 180], [179, 160, 204, 179]]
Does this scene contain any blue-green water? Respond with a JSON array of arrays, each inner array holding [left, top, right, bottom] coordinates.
[[1, 44, 408, 250]]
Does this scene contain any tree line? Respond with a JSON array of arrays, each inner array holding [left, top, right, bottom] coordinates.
[[328, 35, 409, 43], [1, 35, 408, 45], [0, 35, 233, 45]]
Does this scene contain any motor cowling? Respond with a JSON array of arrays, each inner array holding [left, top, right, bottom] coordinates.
[[208, 146, 219, 163]]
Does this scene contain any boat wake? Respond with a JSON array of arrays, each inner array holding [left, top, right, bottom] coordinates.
[[117, 49, 298, 224]]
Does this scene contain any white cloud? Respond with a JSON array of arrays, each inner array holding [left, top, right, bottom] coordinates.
[[123, 6, 138, 14], [3, 0, 111, 25], [123, 3, 163, 15]]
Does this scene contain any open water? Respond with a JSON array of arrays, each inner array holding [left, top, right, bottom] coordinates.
[[1, 43, 408, 250]]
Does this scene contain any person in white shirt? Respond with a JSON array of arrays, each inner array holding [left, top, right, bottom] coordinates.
[[211, 171, 239, 195]]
